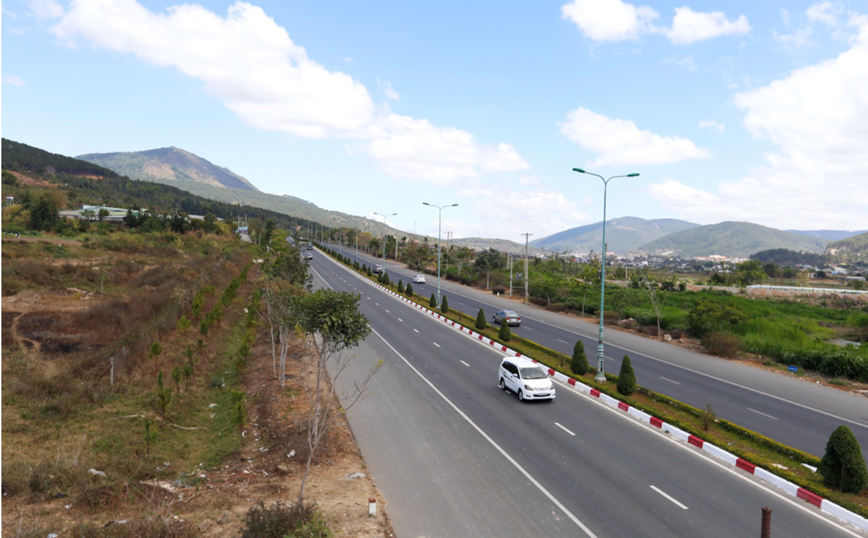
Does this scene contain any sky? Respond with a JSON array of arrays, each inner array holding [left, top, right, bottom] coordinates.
[[2, 0, 868, 241]]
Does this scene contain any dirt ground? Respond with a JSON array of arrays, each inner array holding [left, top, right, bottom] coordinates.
[[1, 287, 395, 537]]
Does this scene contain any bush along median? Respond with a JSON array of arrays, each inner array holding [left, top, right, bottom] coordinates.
[[315, 245, 868, 521]]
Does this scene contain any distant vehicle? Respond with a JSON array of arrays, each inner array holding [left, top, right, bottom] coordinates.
[[498, 357, 555, 402], [373, 264, 384, 274], [413, 274, 426, 284], [493, 310, 521, 327], [307, 243, 314, 250], [303, 252, 313, 261]]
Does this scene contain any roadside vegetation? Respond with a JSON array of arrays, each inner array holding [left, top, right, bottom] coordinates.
[[318, 243, 868, 518], [324, 235, 868, 383]]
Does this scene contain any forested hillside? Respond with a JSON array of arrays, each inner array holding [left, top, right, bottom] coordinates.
[[1, 138, 309, 232]]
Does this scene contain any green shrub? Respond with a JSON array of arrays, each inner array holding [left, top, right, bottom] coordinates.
[[819, 425, 868, 493], [570, 340, 588, 375], [382, 271, 390, 285], [397, 280, 405, 293], [498, 318, 512, 341], [440, 295, 449, 314], [405, 283, 414, 297], [475, 308, 487, 331], [241, 501, 330, 538], [430, 292, 437, 308], [617, 355, 636, 396], [701, 331, 743, 358]]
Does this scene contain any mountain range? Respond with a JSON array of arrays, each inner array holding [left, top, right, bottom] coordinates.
[[78, 147, 260, 191], [531, 217, 698, 254], [69, 144, 865, 259], [635, 221, 829, 258]]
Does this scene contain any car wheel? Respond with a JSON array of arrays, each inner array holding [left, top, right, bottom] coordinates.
[[518, 390, 524, 401], [499, 378, 506, 390]]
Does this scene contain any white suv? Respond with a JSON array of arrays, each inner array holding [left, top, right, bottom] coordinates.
[[413, 274, 426, 284], [498, 357, 555, 401]]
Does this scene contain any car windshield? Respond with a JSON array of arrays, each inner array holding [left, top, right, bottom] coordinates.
[[520, 367, 546, 379], [504, 311, 517, 317]]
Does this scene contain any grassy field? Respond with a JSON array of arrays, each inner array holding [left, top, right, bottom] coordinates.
[[1, 229, 259, 535]]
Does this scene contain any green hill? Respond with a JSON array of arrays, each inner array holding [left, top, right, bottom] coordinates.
[[637, 221, 829, 258], [1, 138, 309, 231], [826, 231, 868, 262], [143, 178, 414, 239], [531, 217, 698, 254], [451, 237, 547, 255], [78, 147, 260, 191]]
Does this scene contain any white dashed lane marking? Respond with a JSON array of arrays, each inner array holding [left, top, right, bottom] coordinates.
[[650, 486, 688, 510], [555, 422, 576, 436], [433, 343, 440, 348], [414, 329, 419, 333], [460, 360, 470, 367], [660, 376, 681, 385], [748, 408, 779, 420]]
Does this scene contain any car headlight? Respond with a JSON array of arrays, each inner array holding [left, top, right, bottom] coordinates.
[[524, 385, 534, 391]]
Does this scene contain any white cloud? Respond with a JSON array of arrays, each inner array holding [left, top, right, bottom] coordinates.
[[560, 107, 710, 167], [807, 1, 844, 26], [560, 0, 658, 42], [344, 57, 354, 65], [664, 54, 697, 71], [52, 1, 374, 139], [698, 120, 725, 132], [378, 79, 400, 101], [773, 26, 813, 47], [28, 0, 63, 20], [781, 9, 792, 27], [50, 0, 526, 184], [562, 1, 750, 45], [518, 176, 540, 186], [651, 17, 868, 228], [666, 7, 751, 45], [365, 114, 528, 184], [2, 75, 26, 86]]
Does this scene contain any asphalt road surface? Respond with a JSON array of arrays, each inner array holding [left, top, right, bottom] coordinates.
[[305, 250, 866, 538], [320, 244, 868, 461]]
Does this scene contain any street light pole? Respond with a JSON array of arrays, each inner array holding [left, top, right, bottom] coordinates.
[[373, 212, 397, 267], [573, 168, 639, 383], [423, 202, 458, 307]]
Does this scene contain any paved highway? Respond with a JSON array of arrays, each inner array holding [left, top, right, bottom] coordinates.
[[321, 244, 868, 460], [306, 249, 865, 538]]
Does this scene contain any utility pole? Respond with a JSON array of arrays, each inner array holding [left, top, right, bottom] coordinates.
[[509, 251, 513, 296], [445, 231, 453, 272], [521, 233, 533, 301]]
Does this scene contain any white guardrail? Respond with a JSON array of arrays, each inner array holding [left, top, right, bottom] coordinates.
[[747, 285, 868, 296]]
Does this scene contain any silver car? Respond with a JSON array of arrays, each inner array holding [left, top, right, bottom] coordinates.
[[493, 310, 521, 327]]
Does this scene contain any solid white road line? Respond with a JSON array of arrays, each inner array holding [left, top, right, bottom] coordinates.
[[650, 486, 688, 510], [660, 376, 681, 385], [555, 422, 576, 436], [557, 338, 569, 344], [368, 327, 599, 538], [433, 342, 441, 348], [748, 408, 779, 420], [460, 360, 470, 367]]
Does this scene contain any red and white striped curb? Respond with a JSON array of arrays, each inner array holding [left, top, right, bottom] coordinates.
[[335, 258, 868, 533]]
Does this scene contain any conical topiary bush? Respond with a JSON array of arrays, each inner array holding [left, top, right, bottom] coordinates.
[[440, 296, 449, 314], [617, 354, 636, 396], [475, 308, 487, 331], [570, 340, 588, 375], [819, 425, 868, 493], [498, 316, 511, 341]]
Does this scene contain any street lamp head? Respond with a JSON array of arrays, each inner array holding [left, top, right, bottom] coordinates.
[[627, 173, 640, 177], [451, 204, 458, 207], [572, 168, 586, 173], [423, 202, 430, 206]]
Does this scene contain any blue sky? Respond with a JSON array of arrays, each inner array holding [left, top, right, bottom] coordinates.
[[3, 0, 867, 242]]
